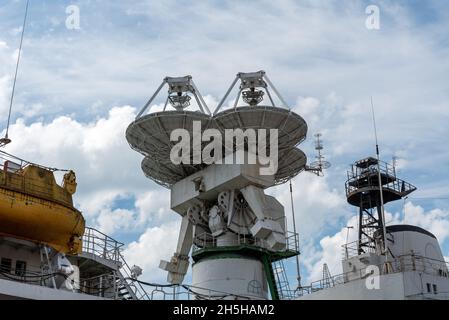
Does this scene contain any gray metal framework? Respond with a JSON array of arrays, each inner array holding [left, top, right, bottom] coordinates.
[[76, 227, 151, 300], [213, 71, 289, 115], [136, 76, 211, 118], [345, 157, 416, 254]]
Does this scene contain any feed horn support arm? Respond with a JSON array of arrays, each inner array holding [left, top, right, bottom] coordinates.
[[159, 215, 193, 284], [136, 76, 211, 119], [213, 70, 290, 115]]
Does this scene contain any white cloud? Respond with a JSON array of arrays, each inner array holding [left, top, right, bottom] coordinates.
[[270, 173, 348, 240], [96, 208, 135, 235], [1, 106, 153, 231], [134, 190, 172, 226], [301, 215, 359, 283], [123, 220, 181, 283], [403, 202, 449, 243], [0, 76, 10, 118]]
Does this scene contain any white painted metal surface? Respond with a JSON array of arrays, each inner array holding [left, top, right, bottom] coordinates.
[[192, 257, 268, 300], [299, 226, 449, 300]]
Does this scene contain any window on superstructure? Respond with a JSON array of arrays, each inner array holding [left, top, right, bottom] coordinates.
[[15, 260, 27, 277], [1, 258, 12, 273]]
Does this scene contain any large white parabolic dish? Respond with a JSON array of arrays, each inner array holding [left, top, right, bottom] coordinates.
[[126, 107, 308, 188]]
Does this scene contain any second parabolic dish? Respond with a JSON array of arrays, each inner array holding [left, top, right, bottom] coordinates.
[[126, 72, 309, 188]]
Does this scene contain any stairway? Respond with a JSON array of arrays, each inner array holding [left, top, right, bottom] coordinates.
[[115, 253, 150, 300], [115, 272, 138, 300]]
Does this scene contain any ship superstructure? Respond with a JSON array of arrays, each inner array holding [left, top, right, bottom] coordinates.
[[0, 151, 149, 300], [298, 157, 449, 300]]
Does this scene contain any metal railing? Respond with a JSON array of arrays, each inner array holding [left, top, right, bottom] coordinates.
[[80, 227, 151, 300], [127, 281, 278, 300], [0, 150, 62, 173], [299, 254, 449, 296], [348, 158, 396, 181], [116, 256, 151, 300], [346, 177, 416, 199], [345, 159, 416, 198], [192, 231, 299, 254], [81, 227, 124, 263], [342, 240, 377, 259]]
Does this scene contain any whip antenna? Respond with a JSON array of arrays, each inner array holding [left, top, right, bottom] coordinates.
[[1, 0, 30, 147], [370, 97, 389, 261]]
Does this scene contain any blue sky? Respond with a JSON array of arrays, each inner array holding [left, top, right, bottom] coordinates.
[[1, 0, 449, 287]]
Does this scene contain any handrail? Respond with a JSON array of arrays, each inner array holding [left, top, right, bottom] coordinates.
[[345, 158, 416, 198], [0, 150, 66, 172], [81, 227, 124, 263], [299, 253, 449, 296], [80, 227, 150, 300], [192, 231, 299, 254], [116, 254, 151, 300]]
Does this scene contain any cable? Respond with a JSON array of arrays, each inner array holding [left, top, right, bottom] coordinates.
[[181, 285, 232, 300], [4, 0, 30, 142], [127, 278, 176, 288], [129, 278, 255, 300]]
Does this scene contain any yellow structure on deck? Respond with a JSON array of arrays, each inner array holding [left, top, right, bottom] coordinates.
[[0, 156, 85, 254]]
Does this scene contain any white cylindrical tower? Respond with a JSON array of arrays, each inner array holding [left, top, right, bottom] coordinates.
[[192, 254, 268, 300]]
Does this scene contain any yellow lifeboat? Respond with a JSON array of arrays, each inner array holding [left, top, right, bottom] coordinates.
[[0, 153, 85, 254]]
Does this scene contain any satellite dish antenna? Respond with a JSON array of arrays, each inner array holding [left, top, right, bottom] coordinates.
[[306, 133, 331, 176], [127, 71, 310, 187]]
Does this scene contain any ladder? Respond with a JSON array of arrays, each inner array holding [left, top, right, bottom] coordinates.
[[272, 259, 294, 299], [262, 255, 294, 300]]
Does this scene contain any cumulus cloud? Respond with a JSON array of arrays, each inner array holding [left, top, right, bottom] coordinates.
[[96, 208, 135, 235], [1, 105, 174, 234], [123, 220, 181, 283], [270, 173, 348, 240], [301, 215, 360, 283], [403, 202, 449, 243]]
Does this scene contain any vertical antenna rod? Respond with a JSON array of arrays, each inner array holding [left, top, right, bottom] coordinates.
[[289, 180, 302, 290], [344, 226, 354, 259], [4, 0, 30, 143], [370, 97, 388, 261]]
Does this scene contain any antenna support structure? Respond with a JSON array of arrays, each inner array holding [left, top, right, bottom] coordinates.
[[126, 71, 315, 300], [305, 133, 331, 176], [345, 157, 416, 255], [135, 75, 211, 119]]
